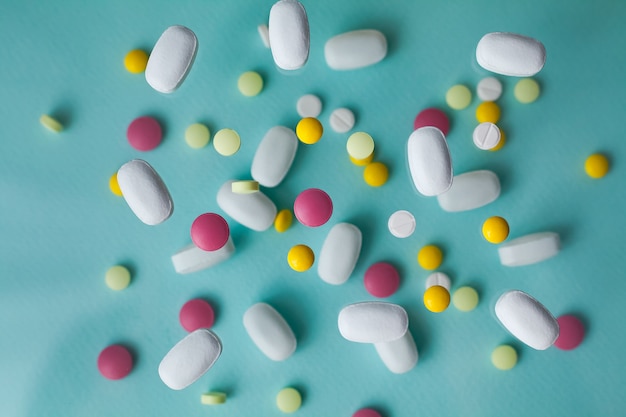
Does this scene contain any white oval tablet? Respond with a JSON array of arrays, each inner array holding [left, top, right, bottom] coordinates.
[[325, 29, 387, 70], [407, 127, 453, 196], [145, 25, 198, 93], [387, 210, 416, 238], [477, 76, 503, 101], [251, 126, 298, 188], [171, 238, 235, 274], [117, 159, 173, 225], [473, 122, 501, 150], [338, 302, 408, 343], [317, 223, 362, 285], [476, 32, 546, 77], [498, 232, 560, 266], [268, 0, 309, 70], [158, 329, 222, 390], [495, 290, 559, 350], [425, 272, 451, 291], [374, 330, 418, 374], [437, 170, 501, 212], [296, 94, 322, 118], [243, 303, 296, 361], [217, 180, 277, 231]]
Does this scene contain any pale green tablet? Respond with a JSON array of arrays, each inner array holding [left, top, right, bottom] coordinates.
[[231, 180, 260, 194], [40, 114, 63, 133], [105, 265, 131, 291], [201, 392, 227, 405], [346, 132, 375, 160], [491, 345, 517, 370], [238, 71, 264, 97], [514, 78, 540, 103], [185, 123, 210, 149], [452, 286, 479, 312], [276, 387, 302, 413], [445, 84, 472, 110], [213, 128, 241, 156]]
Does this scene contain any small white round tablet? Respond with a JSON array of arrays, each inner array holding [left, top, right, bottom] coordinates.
[[472, 122, 501, 150], [388, 210, 416, 238], [329, 107, 355, 133], [476, 76, 502, 101], [296, 94, 322, 118], [425, 272, 451, 291]]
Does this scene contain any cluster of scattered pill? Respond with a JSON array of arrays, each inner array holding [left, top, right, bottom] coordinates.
[[38, 0, 604, 414]]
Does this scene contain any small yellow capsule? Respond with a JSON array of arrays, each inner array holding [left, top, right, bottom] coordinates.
[[417, 244, 443, 270], [287, 244, 314, 272], [363, 161, 389, 187], [124, 49, 149, 74], [296, 117, 323, 144], [423, 285, 450, 313], [584, 153, 610, 179], [476, 101, 501, 124], [109, 173, 123, 196], [274, 209, 293, 233], [482, 216, 510, 244]]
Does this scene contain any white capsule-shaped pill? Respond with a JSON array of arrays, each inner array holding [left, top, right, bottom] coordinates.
[[495, 290, 559, 350], [171, 238, 235, 274], [498, 232, 560, 266], [145, 25, 198, 93], [437, 170, 501, 212], [217, 180, 277, 231], [374, 330, 418, 374], [317, 223, 362, 285], [473, 122, 501, 150], [158, 329, 222, 390], [243, 303, 297, 361], [338, 302, 408, 343], [324, 29, 387, 70], [117, 159, 173, 225], [268, 0, 309, 70], [407, 127, 453, 196], [251, 126, 298, 188], [476, 32, 546, 77]]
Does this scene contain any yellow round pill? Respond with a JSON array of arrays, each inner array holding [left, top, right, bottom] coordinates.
[[296, 117, 323, 144], [452, 286, 479, 312], [105, 265, 131, 291], [476, 101, 501, 123], [238, 71, 264, 97], [585, 153, 610, 179], [423, 285, 450, 313], [287, 244, 314, 272], [350, 152, 375, 166], [276, 387, 302, 413], [109, 173, 123, 196], [213, 128, 241, 156], [274, 209, 293, 233], [417, 244, 443, 270], [185, 123, 210, 149], [482, 216, 509, 244], [124, 49, 149, 74], [491, 345, 517, 370], [231, 180, 260, 194], [346, 132, 375, 160], [40, 114, 63, 133], [446, 84, 472, 110], [489, 129, 506, 152], [363, 161, 389, 187], [201, 392, 227, 405], [514, 78, 540, 104]]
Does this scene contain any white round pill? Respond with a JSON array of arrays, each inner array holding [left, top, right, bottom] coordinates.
[[296, 94, 322, 118], [425, 272, 451, 291], [476, 76, 502, 102], [472, 122, 501, 150], [329, 107, 355, 133], [387, 210, 416, 238], [258, 24, 270, 48]]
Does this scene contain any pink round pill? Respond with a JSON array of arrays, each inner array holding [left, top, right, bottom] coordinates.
[[97, 344, 133, 380], [179, 298, 215, 332], [191, 213, 230, 251], [554, 314, 585, 350], [353, 408, 382, 417], [293, 188, 333, 227], [413, 107, 450, 136], [127, 116, 162, 151], [364, 262, 400, 298]]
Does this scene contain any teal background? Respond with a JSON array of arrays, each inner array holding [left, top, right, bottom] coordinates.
[[1, 0, 625, 416]]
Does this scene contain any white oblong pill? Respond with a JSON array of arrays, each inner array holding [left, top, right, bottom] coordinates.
[[495, 290, 559, 350], [498, 232, 560, 267], [329, 107, 356, 133], [476, 32, 546, 77], [324, 29, 387, 70], [425, 272, 451, 291], [158, 329, 222, 390], [387, 210, 416, 238], [117, 159, 173, 225], [374, 330, 418, 374], [251, 126, 298, 188], [407, 127, 453, 196], [145, 25, 198, 93], [216, 180, 277, 231], [437, 170, 501, 212], [477, 76, 503, 101], [473, 122, 501, 150], [317, 223, 362, 285], [171, 238, 235, 274], [243, 302, 297, 361], [268, 0, 309, 70], [338, 302, 408, 343]]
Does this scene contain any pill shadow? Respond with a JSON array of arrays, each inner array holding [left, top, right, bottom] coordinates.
[[405, 309, 429, 361], [117, 260, 139, 286], [265, 296, 309, 346], [50, 103, 73, 130], [343, 212, 380, 260]]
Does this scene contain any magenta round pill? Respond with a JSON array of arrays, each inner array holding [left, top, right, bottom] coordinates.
[[179, 298, 215, 332], [413, 107, 450, 136], [97, 344, 133, 380], [364, 262, 400, 298], [127, 116, 162, 151], [554, 314, 585, 350], [191, 213, 230, 251], [293, 188, 333, 227], [353, 408, 382, 417]]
